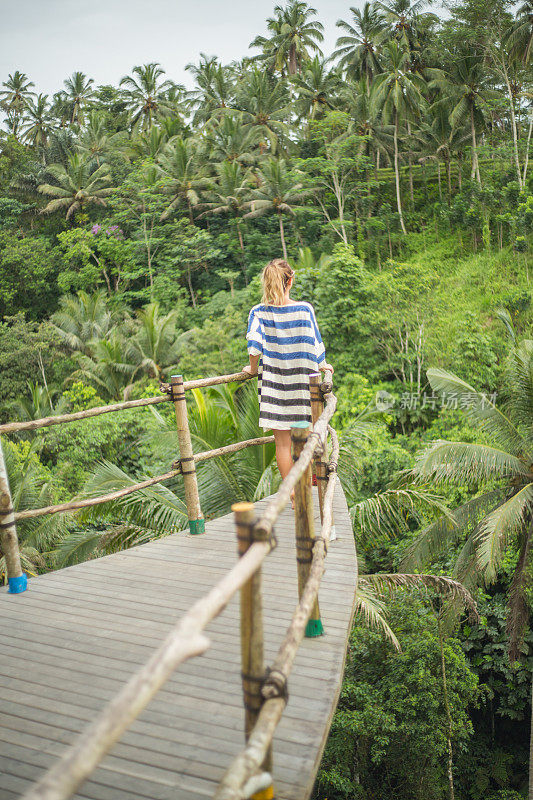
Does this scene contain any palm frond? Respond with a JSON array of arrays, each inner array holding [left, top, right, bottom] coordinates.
[[353, 582, 400, 650], [400, 490, 504, 571], [352, 487, 453, 544], [426, 368, 529, 458], [363, 573, 479, 620], [76, 460, 188, 536], [410, 440, 530, 487], [475, 483, 533, 582]]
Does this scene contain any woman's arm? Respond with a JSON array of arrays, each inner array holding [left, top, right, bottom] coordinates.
[[308, 304, 334, 376], [244, 308, 262, 375], [242, 354, 260, 375]]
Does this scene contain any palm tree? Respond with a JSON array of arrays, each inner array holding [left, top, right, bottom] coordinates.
[[251, 1, 324, 75], [130, 302, 181, 381], [156, 137, 210, 221], [70, 330, 139, 401], [234, 69, 291, 154], [4, 381, 67, 423], [400, 330, 533, 662], [369, 40, 427, 233], [249, 15, 286, 75], [37, 153, 114, 219], [486, 36, 528, 189], [428, 54, 497, 186], [185, 55, 235, 124], [49, 91, 71, 128], [200, 160, 253, 276], [334, 2, 387, 91], [0, 71, 35, 137], [75, 110, 126, 167], [19, 94, 53, 153], [391, 320, 533, 797], [63, 71, 94, 126], [119, 63, 177, 132], [376, 0, 430, 51], [414, 97, 470, 203], [201, 113, 263, 165], [506, 0, 533, 65], [51, 290, 116, 354], [244, 157, 314, 260], [125, 125, 172, 161], [340, 77, 394, 172], [291, 57, 341, 122]]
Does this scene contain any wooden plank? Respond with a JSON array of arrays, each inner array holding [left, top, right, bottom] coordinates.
[[0, 484, 356, 800]]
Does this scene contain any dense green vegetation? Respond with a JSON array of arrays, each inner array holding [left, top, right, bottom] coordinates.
[[1, 0, 532, 796]]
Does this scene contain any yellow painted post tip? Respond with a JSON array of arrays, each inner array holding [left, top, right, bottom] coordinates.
[[251, 785, 275, 800], [232, 502, 255, 513]]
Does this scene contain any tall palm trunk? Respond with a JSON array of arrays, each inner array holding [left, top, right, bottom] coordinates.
[[445, 153, 452, 206], [438, 615, 456, 800], [278, 213, 288, 260], [236, 219, 248, 285], [394, 110, 407, 234], [501, 62, 523, 189], [407, 121, 414, 205], [529, 678, 533, 800], [523, 113, 533, 185], [470, 104, 482, 185], [288, 45, 297, 76]]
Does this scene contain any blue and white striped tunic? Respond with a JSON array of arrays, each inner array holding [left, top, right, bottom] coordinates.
[[246, 301, 326, 430]]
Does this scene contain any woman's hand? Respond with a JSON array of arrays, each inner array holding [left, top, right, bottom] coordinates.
[[242, 364, 258, 376], [321, 363, 334, 392]]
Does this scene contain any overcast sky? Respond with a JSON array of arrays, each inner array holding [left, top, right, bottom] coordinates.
[[0, 0, 370, 94], [0, 0, 382, 96]]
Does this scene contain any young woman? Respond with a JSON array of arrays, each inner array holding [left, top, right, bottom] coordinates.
[[242, 258, 333, 498]]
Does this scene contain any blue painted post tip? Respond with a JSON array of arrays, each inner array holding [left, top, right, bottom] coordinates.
[[8, 573, 28, 594]]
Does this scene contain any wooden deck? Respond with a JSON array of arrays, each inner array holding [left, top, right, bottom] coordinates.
[[0, 484, 356, 800]]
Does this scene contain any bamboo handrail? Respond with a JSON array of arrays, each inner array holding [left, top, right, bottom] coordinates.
[[215, 428, 342, 799], [13, 436, 275, 522], [0, 371, 254, 436]]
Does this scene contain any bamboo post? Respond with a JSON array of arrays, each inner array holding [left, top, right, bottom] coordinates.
[[309, 374, 327, 522], [233, 502, 274, 800], [170, 375, 204, 535], [291, 427, 323, 638], [0, 439, 27, 593]]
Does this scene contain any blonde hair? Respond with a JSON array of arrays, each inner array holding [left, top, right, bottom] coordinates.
[[261, 258, 295, 306]]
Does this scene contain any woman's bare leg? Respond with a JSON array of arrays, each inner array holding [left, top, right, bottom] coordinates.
[[273, 429, 293, 479], [273, 429, 295, 508]]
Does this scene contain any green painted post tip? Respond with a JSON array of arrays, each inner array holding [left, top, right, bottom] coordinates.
[[188, 518, 205, 535], [305, 618, 324, 638]]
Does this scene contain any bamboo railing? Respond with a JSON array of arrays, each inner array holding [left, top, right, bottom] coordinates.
[[0, 367, 345, 800]]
